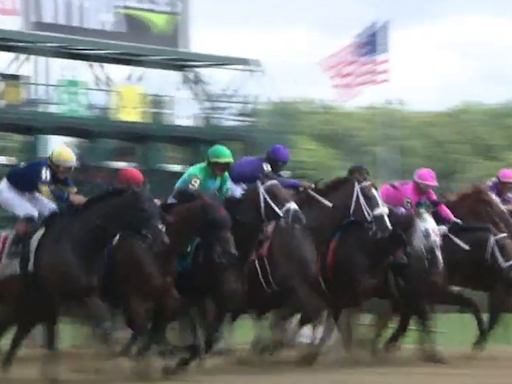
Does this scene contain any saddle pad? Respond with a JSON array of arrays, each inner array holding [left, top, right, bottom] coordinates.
[[177, 238, 200, 272], [0, 227, 44, 280]]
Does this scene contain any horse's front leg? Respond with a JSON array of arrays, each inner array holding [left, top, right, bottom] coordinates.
[[83, 295, 114, 347]]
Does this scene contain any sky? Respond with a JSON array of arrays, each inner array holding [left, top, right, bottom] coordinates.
[[190, 0, 512, 110]]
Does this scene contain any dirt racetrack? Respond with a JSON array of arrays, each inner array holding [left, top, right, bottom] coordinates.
[[2, 347, 512, 384]]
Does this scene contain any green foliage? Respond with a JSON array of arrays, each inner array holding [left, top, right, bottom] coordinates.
[[259, 100, 512, 191]]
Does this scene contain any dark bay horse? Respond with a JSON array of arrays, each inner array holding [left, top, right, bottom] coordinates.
[[313, 201, 452, 363], [0, 188, 160, 376], [119, 188, 239, 375], [373, 186, 512, 351], [100, 217, 180, 361], [223, 179, 325, 359], [118, 189, 238, 371], [249, 176, 394, 361]]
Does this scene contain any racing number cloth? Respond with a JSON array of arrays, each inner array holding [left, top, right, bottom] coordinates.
[[0, 73, 26, 108], [110, 85, 151, 123]]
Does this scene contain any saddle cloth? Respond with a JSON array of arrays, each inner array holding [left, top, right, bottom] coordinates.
[[0, 227, 44, 280]]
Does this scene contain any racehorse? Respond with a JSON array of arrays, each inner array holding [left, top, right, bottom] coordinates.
[[100, 216, 179, 361], [244, 176, 393, 361], [158, 188, 240, 374], [373, 185, 512, 351], [222, 179, 326, 361], [314, 200, 450, 363], [0, 188, 160, 376]]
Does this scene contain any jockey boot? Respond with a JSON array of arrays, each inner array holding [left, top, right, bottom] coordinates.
[[10, 217, 37, 259], [388, 247, 408, 269], [13, 218, 38, 273]]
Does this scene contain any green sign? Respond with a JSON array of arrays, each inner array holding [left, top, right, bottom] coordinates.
[[55, 79, 90, 117]]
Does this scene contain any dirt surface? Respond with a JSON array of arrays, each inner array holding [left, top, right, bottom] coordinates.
[[1, 347, 512, 384]]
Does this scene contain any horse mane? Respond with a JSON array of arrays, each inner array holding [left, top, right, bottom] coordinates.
[[81, 187, 128, 211], [443, 184, 491, 204], [444, 184, 512, 234], [314, 177, 353, 197]]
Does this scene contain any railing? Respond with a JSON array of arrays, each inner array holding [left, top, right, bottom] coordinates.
[[1, 78, 257, 127]]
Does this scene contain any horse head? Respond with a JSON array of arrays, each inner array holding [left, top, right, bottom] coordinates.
[[403, 204, 444, 273], [299, 176, 392, 238], [164, 189, 238, 262], [230, 178, 305, 227], [443, 185, 512, 236], [77, 187, 161, 237]]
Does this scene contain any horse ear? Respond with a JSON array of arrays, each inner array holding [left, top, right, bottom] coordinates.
[[160, 203, 175, 214]]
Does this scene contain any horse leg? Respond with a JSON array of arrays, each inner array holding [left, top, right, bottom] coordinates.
[[371, 303, 395, 356], [41, 312, 60, 382], [429, 285, 487, 351], [249, 313, 269, 353], [415, 303, 446, 364], [83, 295, 114, 348], [383, 311, 411, 353], [0, 306, 17, 357], [484, 288, 508, 348], [1, 319, 38, 371], [120, 295, 149, 357], [214, 313, 237, 355], [164, 304, 208, 376]]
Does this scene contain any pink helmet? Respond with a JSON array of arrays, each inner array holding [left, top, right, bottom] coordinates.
[[413, 168, 439, 187], [497, 169, 512, 183]]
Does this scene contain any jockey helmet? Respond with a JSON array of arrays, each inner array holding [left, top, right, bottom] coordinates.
[[347, 165, 370, 177], [49, 145, 77, 168], [413, 168, 438, 187], [117, 168, 145, 189], [266, 145, 290, 164], [497, 169, 512, 184], [206, 145, 234, 164]]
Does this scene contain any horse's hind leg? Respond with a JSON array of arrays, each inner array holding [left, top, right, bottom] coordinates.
[[41, 313, 60, 382], [415, 305, 446, 364], [430, 286, 486, 351], [482, 288, 508, 349], [383, 311, 411, 353], [1, 319, 38, 372]]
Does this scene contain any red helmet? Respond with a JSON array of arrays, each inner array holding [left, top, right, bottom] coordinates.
[[117, 168, 144, 189]]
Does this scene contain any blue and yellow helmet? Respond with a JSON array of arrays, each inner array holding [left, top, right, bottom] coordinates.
[[49, 145, 77, 168]]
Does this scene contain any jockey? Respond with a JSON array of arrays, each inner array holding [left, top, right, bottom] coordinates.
[[170, 144, 234, 202], [116, 168, 161, 205], [488, 169, 512, 209], [347, 165, 370, 180], [116, 167, 145, 190], [380, 168, 461, 225], [229, 144, 311, 196], [0, 144, 87, 259]]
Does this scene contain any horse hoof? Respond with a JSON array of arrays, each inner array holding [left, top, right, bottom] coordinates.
[[296, 351, 319, 366], [472, 341, 485, 353], [383, 343, 400, 354], [162, 365, 181, 377], [423, 351, 447, 364], [118, 348, 132, 358]]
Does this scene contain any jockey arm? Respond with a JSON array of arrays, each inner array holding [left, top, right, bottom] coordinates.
[[379, 184, 405, 208], [217, 173, 232, 200], [425, 189, 460, 223], [274, 173, 303, 189]]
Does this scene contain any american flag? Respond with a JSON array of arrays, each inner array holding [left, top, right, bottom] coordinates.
[[320, 21, 390, 101]]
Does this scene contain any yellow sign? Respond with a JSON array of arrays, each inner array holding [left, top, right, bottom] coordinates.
[[110, 85, 150, 123]]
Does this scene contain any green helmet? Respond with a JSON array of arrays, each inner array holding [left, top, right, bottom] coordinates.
[[207, 144, 234, 164]]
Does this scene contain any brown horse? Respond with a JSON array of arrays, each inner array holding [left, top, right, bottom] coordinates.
[[0, 188, 160, 377], [251, 176, 394, 360], [119, 188, 238, 374], [158, 189, 239, 374], [100, 219, 179, 361], [218, 179, 328, 361], [373, 185, 512, 351]]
